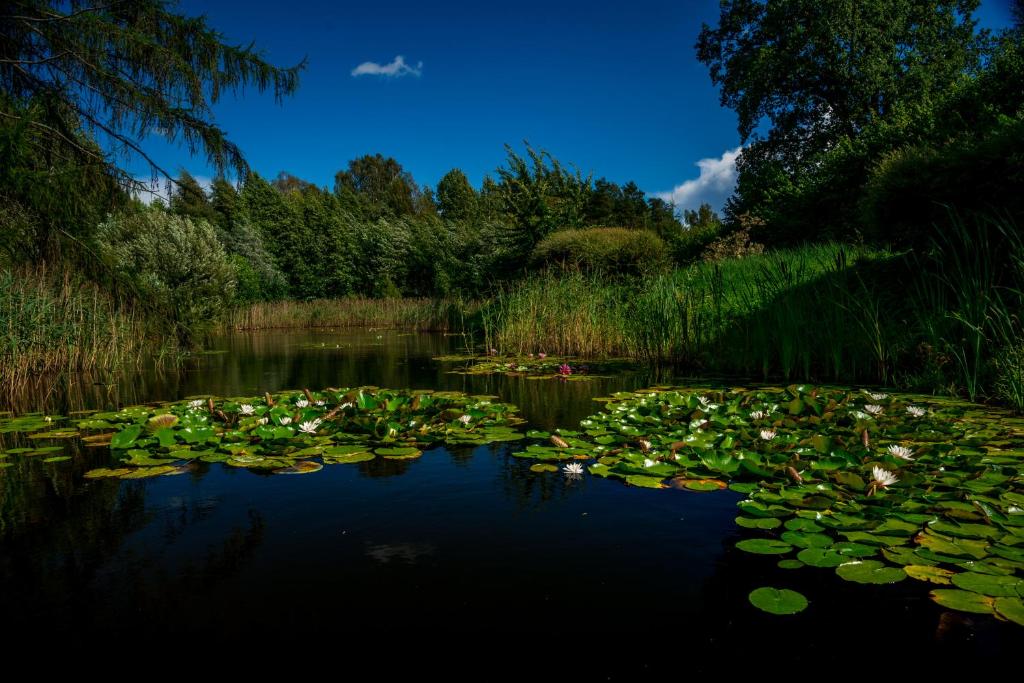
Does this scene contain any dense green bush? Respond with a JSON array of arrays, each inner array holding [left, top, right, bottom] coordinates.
[[96, 210, 236, 343], [860, 116, 1024, 246], [530, 227, 671, 277]]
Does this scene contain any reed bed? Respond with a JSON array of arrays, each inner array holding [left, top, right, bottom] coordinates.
[[225, 296, 480, 332], [0, 265, 163, 390]]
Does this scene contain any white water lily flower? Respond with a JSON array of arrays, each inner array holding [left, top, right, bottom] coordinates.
[[706, 403, 721, 410], [563, 462, 584, 476], [697, 395, 710, 406], [315, 400, 326, 407], [339, 402, 353, 410], [852, 410, 871, 420], [279, 416, 292, 425], [295, 399, 309, 408], [458, 414, 472, 424], [760, 430, 777, 441], [887, 445, 914, 461], [750, 410, 766, 420], [257, 417, 269, 425], [869, 392, 889, 401], [239, 404, 255, 415], [906, 406, 926, 417], [188, 399, 204, 410], [298, 419, 322, 435], [643, 458, 656, 468], [864, 404, 883, 416], [871, 466, 899, 488]]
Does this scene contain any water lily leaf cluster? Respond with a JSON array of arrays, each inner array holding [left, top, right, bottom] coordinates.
[[434, 354, 630, 381], [71, 388, 523, 478], [511, 385, 1024, 624]]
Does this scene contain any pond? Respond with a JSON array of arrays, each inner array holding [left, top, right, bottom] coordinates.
[[1, 329, 1021, 672]]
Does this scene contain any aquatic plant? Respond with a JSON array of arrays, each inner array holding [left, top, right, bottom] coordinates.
[[510, 384, 1024, 624], [0, 387, 524, 479]]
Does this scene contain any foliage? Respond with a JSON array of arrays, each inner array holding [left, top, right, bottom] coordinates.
[[510, 384, 1024, 624], [69, 387, 525, 477], [696, 0, 1020, 246], [0, 0, 303, 188], [95, 210, 236, 343], [530, 227, 671, 278], [436, 168, 478, 221]]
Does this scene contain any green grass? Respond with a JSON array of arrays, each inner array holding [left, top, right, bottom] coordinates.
[[484, 243, 896, 379]]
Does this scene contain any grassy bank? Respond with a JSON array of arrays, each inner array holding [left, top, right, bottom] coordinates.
[[482, 217, 1024, 406], [225, 296, 479, 332], [0, 265, 176, 390]]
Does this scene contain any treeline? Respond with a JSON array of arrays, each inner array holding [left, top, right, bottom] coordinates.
[[158, 144, 719, 305]]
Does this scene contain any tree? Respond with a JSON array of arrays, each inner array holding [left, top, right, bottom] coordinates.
[[0, 0, 304, 253], [333, 154, 420, 219], [436, 168, 477, 221], [697, 1, 985, 174], [697, 0, 989, 241], [169, 170, 217, 224]]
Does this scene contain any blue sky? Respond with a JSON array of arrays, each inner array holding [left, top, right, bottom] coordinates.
[[131, 0, 1017, 212]]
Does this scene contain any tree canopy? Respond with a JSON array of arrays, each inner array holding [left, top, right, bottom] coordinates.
[[1, 0, 304, 191]]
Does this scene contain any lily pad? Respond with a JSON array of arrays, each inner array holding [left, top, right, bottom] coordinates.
[[835, 560, 907, 584], [748, 587, 809, 615], [736, 539, 793, 555]]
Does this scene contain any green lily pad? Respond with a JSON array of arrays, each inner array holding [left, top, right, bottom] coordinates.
[[994, 597, 1024, 626], [950, 572, 1022, 597], [903, 565, 955, 584], [736, 539, 793, 555], [748, 587, 808, 615], [835, 560, 907, 584], [930, 589, 996, 614]]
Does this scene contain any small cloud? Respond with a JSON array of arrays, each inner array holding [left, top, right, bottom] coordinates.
[[351, 55, 422, 78], [656, 147, 742, 213]]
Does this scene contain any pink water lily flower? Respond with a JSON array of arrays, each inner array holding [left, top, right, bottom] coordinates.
[[558, 363, 572, 376]]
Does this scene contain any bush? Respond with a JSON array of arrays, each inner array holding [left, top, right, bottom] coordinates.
[[860, 116, 1024, 247], [96, 210, 236, 343], [530, 227, 671, 277]]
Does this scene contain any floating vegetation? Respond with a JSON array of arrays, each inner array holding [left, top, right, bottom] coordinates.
[[58, 387, 525, 479], [509, 385, 1024, 624], [433, 354, 634, 381], [748, 587, 809, 615]]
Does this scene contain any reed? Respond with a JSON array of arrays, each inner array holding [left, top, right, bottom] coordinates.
[[0, 264, 172, 391], [225, 296, 480, 333]]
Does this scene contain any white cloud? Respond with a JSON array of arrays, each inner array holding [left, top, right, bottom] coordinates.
[[656, 146, 742, 214], [351, 55, 422, 78]]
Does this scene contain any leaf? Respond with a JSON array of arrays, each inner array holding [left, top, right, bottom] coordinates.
[[624, 475, 665, 489], [835, 560, 907, 584], [736, 539, 793, 555], [903, 565, 955, 584], [780, 531, 833, 549], [950, 572, 1022, 597], [529, 463, 558, 473], [797, 548, 847, 567], [275, 461, 323, 475], [929, 589, 996, 615], [994, 597, 1024, 626], [110, 424, 143, 449], [748, 587, 808, 615], [736, 516, 782, 530]]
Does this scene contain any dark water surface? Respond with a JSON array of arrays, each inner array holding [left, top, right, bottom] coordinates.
[[1, 330, 1019, 673]]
